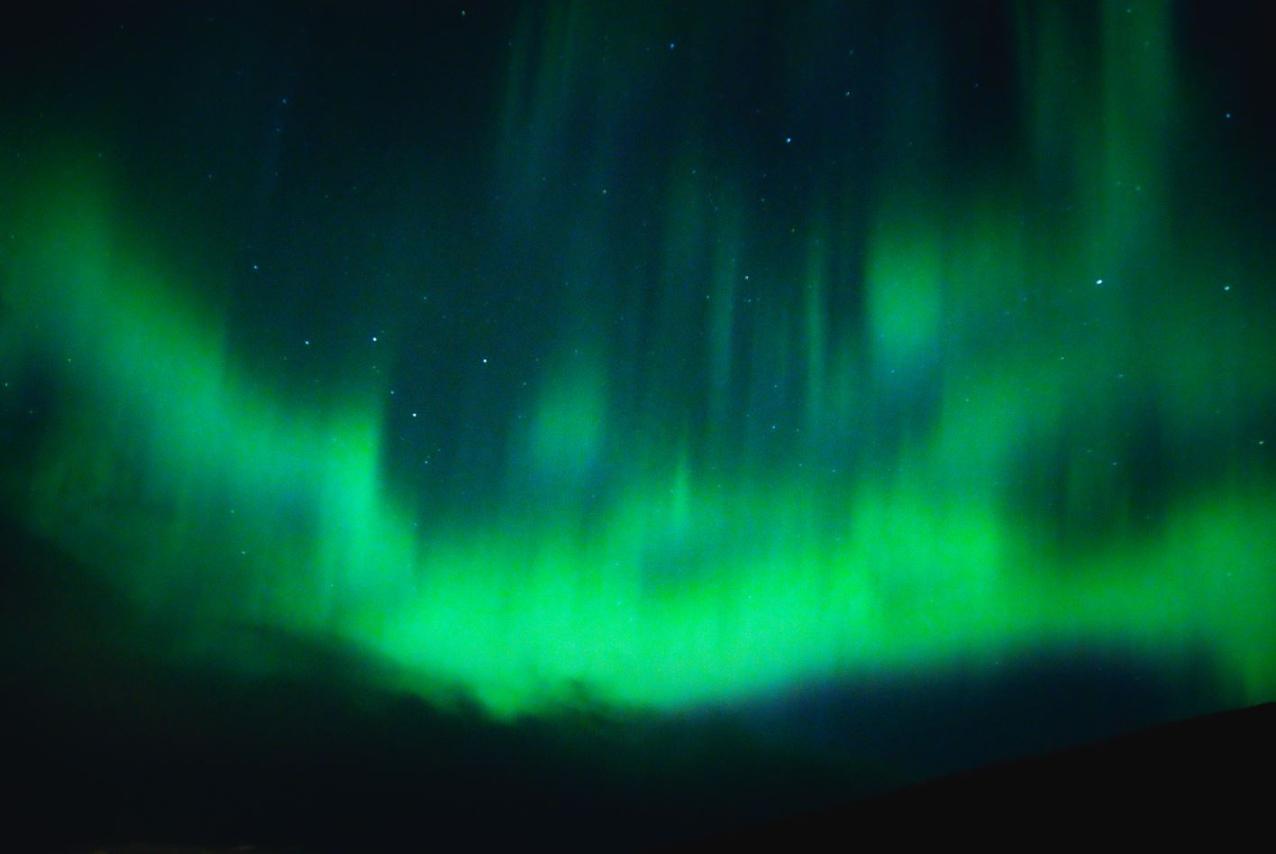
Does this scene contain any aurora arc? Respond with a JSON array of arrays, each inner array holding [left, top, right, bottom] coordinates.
[[2, 2, 1275, 722]]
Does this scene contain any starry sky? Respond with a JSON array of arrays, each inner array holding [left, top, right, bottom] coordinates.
[[2, 0, 1275, 772]]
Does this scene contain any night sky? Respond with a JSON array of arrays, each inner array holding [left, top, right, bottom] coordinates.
[[2, 1, 1275, 841]]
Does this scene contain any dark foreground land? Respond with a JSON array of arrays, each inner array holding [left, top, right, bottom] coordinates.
[[11, 702, 1272, 852]]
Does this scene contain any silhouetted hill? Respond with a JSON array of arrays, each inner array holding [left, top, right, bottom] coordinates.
[[709, 701, 1274, 846]]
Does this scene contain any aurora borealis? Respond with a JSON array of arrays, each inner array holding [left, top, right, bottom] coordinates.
[[2, 0, 1274, 751]]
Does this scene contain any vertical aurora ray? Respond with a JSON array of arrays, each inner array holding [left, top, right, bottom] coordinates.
[[1, 1, 1274, 725]]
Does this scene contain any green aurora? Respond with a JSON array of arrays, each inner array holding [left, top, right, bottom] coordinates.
[[2, 1, 1274, 724]]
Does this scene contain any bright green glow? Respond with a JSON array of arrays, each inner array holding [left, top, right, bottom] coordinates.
[[2, 3, 1274, 723], [4, 177, 1273, 717]]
